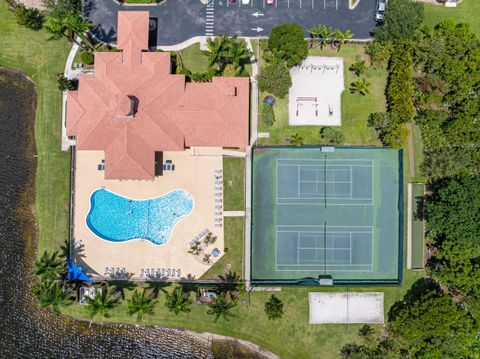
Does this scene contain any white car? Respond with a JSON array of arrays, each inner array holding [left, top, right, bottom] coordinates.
[[242, 0, 250, 4], [375, 0, 386, 23]]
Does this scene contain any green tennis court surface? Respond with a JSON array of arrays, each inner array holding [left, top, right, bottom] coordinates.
[[251, 147, 403, 284]]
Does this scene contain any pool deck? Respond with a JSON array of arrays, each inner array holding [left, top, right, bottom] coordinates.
[[72, 147, 225, 281]]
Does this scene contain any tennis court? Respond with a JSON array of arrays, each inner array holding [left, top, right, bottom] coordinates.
[[251, 147, 402, 284]]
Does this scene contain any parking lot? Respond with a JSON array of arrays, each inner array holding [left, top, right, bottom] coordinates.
[[86, 0, 376, 46], [213, 0, 340, 10], [206, 0, 376, 38]]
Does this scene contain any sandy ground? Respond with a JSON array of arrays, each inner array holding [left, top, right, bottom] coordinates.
[[309, 292, 384, 324], [18, 0, 45, 9], [72, 147, 225, 281], [289, 56, 344, 126]]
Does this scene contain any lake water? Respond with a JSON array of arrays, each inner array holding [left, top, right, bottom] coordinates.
[[0, 68, 213, 358]]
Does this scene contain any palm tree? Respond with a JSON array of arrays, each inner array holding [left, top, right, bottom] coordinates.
[[34, 250, 64, 280], [32, 279, 73, 314], [289, 133, 304, 146], [85, 285, 120, 319], [207, 293, 236, 322], [165, 287, 192, 315], [319, 25, 334, 49], [218, 271, 240, 299], [349, 60, 367, 77], [349, 77, 371, 96], [308, 24, 323, 48], [44, 11, 93, 51], [127, 289, 157, 322], [205, 35, 252, 75]]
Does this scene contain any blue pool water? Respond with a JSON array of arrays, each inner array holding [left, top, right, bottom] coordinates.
[[86, 189, 194, 245]]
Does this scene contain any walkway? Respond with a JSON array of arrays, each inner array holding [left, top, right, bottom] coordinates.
[[406, 123, 415, 178], [84, 0, 377, 46], [223, 211, 245, 217]]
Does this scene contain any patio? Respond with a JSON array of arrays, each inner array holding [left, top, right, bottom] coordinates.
[[72, 147, 226, 281]]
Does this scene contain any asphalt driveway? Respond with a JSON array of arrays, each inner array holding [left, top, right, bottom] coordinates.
[[84, 0, 377, 46]]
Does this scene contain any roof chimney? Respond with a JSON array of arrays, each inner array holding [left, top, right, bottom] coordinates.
[[115, 95, 138, 119]]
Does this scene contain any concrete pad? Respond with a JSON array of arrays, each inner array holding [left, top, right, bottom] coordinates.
[[289, 57, 344, 126], [73, 147, 224, 280], [309, 292, 384, 324]]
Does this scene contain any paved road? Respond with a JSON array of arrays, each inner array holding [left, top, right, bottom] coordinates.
[[85, 0, 377, 46]]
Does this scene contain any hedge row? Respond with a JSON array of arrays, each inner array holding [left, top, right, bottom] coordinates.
[[386, 42, 415, 125]]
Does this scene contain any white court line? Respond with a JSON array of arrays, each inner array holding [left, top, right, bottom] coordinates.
[[350, 166, 353, 199], [297, 232, 300, 264], [297, 165, 300, 198]]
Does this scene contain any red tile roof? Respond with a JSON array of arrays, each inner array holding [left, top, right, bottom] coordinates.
[[66, 11, 249, 180]]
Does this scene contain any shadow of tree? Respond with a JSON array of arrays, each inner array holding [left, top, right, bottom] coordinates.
[[111, 280, 137, 300], [146, 281, 172, 298], [387, 278, 440, 323]]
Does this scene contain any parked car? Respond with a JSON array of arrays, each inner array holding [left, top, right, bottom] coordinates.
[[242, 0, 250, 4], [375, 0, 386, 23], [267, 0, 274, 4]]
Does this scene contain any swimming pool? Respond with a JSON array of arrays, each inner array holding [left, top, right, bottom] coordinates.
[[86, 189, 194, 245]]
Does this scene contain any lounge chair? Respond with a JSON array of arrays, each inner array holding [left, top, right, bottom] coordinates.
[[166, 269, 171, 276], [177, 269, 181, 277], [215, 223, 222, 228], [140, 268, 145, 277], [161, 268, 165, 276], [215, 205, 222, 210], [215, 199, 222, 203]]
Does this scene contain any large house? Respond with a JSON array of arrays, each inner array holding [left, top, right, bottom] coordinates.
[[66, 11, 249, 180]]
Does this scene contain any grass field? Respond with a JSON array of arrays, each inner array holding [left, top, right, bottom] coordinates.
[[177, 43, 210, 73], [223, 157, 245, 211], [0, 2, 71, 255], [62, 269, 423, 359], [200, 217, 244, 279], [423, 0, 480, 37], [257, 43, 384, 146]]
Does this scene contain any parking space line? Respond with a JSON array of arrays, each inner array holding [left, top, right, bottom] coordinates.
[[312, 0, 314, 8], [300, 0, 302, 8], [323, 0, 326, 9], [287, 0, 289, 8], [336, 0, 338, 10]]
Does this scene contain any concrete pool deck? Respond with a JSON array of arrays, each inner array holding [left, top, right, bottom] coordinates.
[[72, 147, 226, 280]]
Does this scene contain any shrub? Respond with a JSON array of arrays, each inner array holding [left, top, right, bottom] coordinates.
[[320, 127, 344, 145], [257, 62, 292, 98], [373, 0, 424, 42], [15, 4, 44, 31], [56, 74, 78, 91], [386, 43, 414, 124], [264, 294, 284, 320], [261, 104, 275, 127], [80, 51, 94, 65], [365, 41, 392, 68], [268, 23, 308, 68]]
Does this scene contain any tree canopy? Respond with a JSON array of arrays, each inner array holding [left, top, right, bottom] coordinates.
[[374, 0, 424, 42], [425, 177, 480, 294], [268, 23, 308, 68], [257, 62, 292, 98], [414, 20, 480, 179], [388, 283, 478, 358]]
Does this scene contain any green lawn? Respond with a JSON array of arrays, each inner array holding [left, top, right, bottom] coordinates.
[[61, 269, 422, 359], [177, 43, 209, 73], [223, 157, 245, 211], [258, 43, 384, 146], [200, 217, 244, 279], [0, 2, 71, 255], [424, 0, 480, 37]]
